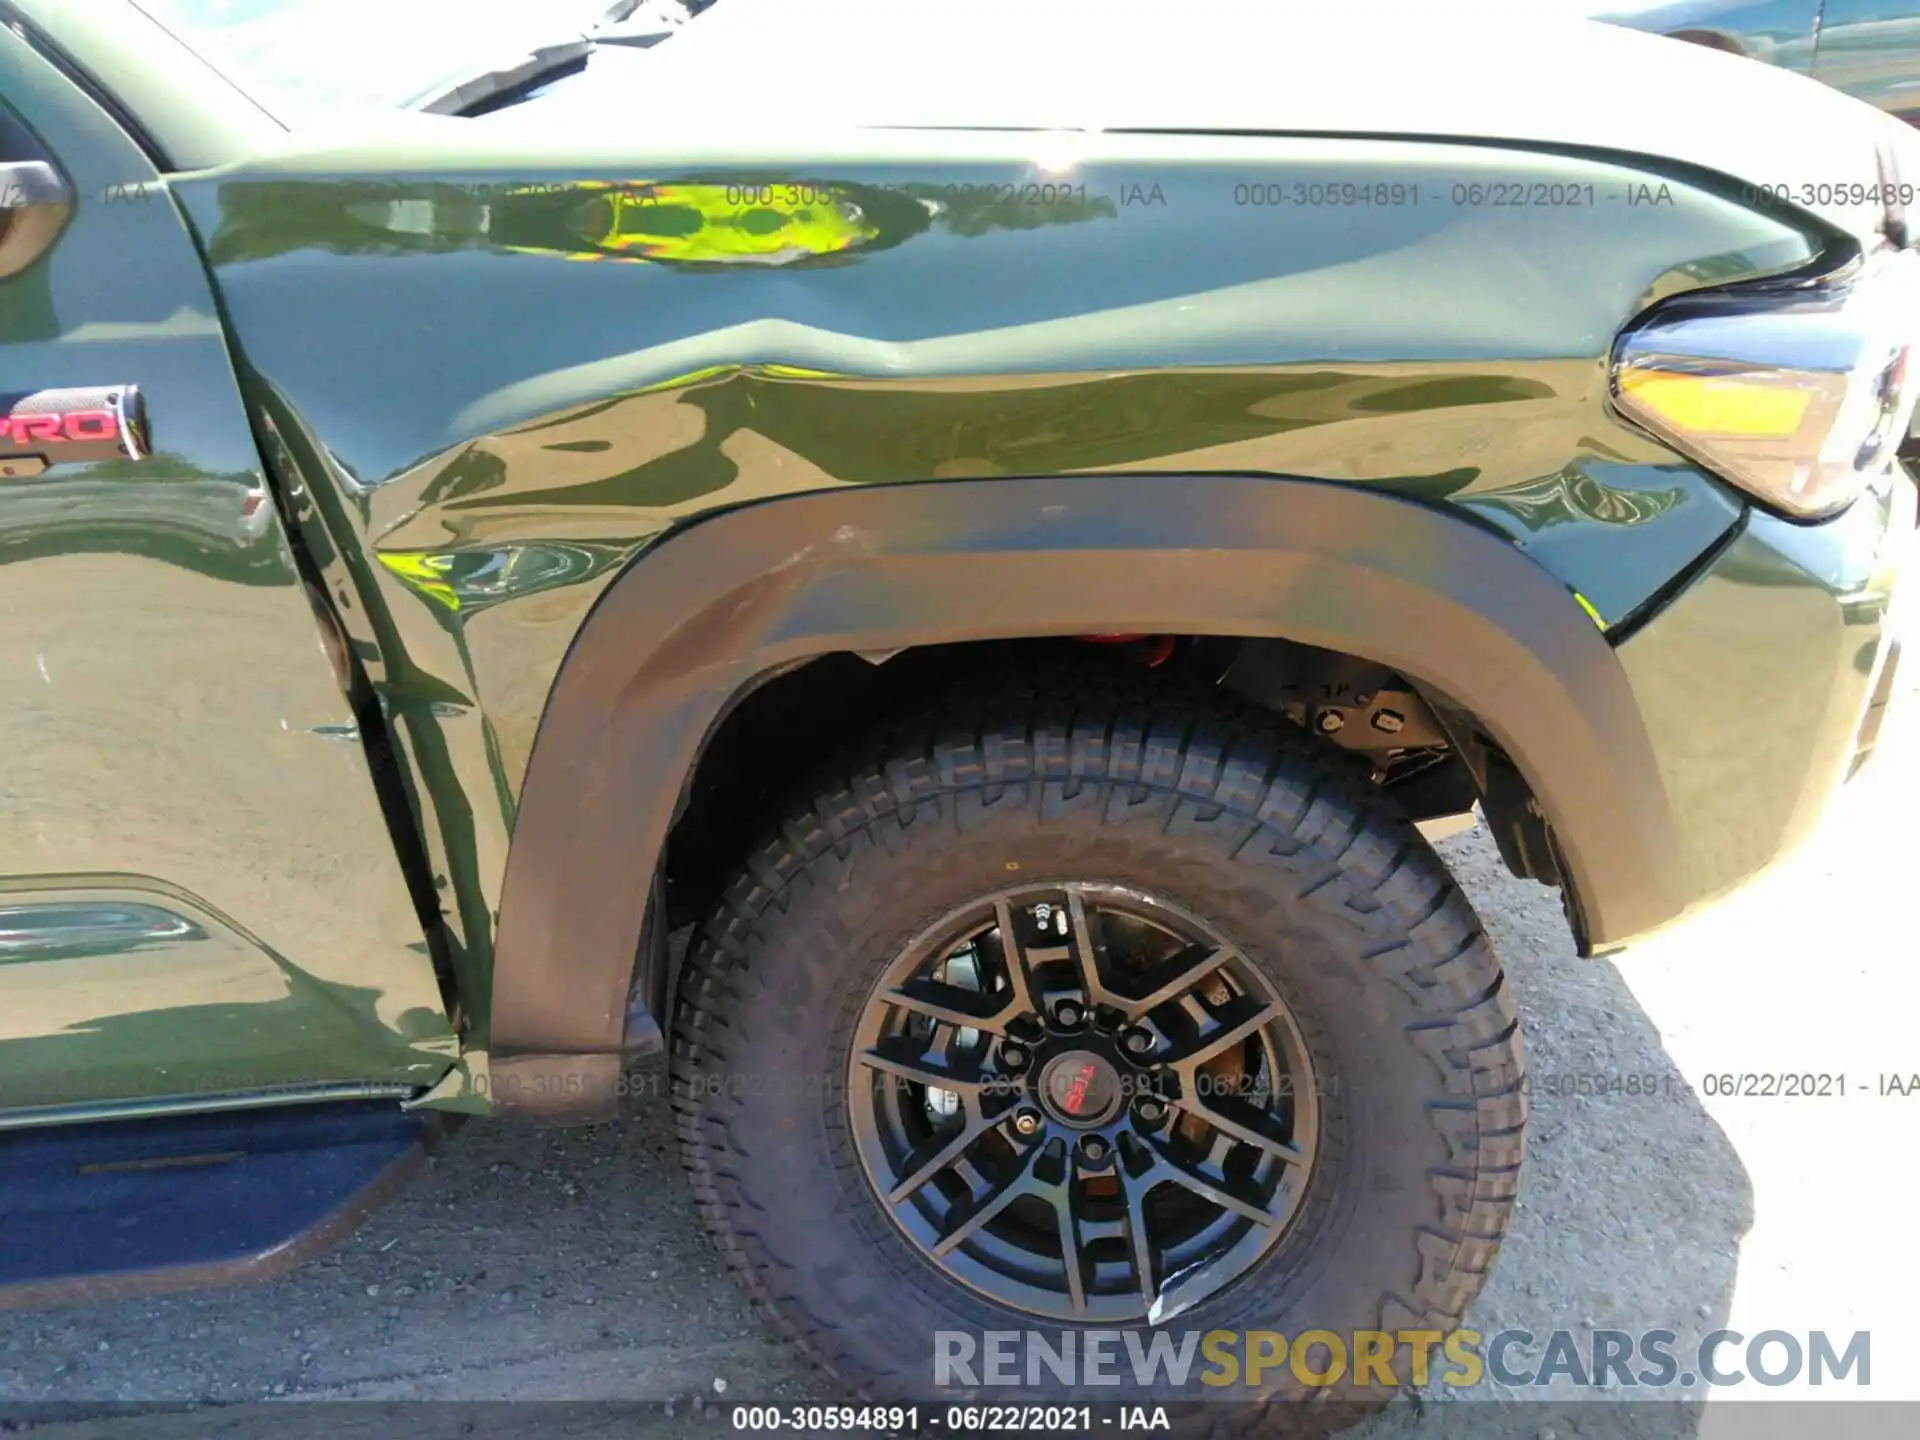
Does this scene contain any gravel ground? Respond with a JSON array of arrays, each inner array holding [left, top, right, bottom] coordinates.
[[1, 621, 1913, 1440]]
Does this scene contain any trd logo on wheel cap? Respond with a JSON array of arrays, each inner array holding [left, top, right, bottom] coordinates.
[[1061, 1062, 1098, 1114], [1039, 1051, 1121, 1127]]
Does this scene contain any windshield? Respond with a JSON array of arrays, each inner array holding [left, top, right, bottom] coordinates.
[[129, 0, 627, 122]]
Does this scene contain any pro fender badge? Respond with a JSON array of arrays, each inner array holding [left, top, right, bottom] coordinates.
[[0, 385, 149, 468]]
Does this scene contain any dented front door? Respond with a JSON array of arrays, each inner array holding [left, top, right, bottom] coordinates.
[[0, 30, 456, 1120]]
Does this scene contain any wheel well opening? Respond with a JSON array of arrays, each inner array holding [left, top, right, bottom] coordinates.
[[654, 635, 1565, 977]]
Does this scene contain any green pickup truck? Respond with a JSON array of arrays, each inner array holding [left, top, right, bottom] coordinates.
[[0, 0, 1912, 1423]]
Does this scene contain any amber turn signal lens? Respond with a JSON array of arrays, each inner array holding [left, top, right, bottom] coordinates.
[[1612, 246, 1920, 519]]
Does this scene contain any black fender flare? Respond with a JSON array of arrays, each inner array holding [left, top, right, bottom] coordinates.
[[486, 473, 1684, 1115]]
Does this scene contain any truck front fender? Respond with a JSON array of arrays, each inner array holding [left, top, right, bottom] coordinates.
[[485, 473, 1684, 1119]]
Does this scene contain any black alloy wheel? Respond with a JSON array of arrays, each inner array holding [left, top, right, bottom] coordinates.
[[848, 882, 1318, 1322]]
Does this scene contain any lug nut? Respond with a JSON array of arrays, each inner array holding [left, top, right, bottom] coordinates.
[[1121, 1028, 1156, 1058], [999, 1043, 1029, 1072], [1011, 1108, 1043, 1138], [1079, 1135, 1112, 1167], [1052, 1000, 1084, 1028], [1134, 1096, 1168, 1127]]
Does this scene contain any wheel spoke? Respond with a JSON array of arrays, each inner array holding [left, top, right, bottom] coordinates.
[[1172, 1092, 1308, 1165], [1021, 1153, 1090, 1315], [1123, 1178, 1158, 1311], [1065, 885, 1124, 1010], [886, 1103, 1000, 1204], [1163, 997, 1280, 1071], [1059, 1198, 1090, 1328], [858, 1039, 989, 1094], [883, 976, 1014, 1035], [1144, 1143, 1278, 1226], [1116, 943, 1235, 1021], [990, 897, 1038, 1016], [933, 1146, 1041, 1256], [1049, 1185, 1089, 1314]]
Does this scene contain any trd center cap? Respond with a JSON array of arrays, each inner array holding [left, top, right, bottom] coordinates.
[[1037, 1050, 1123, 1128]]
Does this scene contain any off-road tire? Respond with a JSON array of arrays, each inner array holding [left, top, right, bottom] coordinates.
[[670, 681, 1526, 1430]]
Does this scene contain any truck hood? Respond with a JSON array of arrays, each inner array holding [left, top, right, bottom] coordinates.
[[485, 0, 1919, 249]]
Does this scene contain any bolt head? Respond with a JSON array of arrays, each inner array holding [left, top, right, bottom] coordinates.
[[1317, 710, 1345, 734], [1134, 1097, 1167, 1126], [1371, 709, 1406, 734], [999, 1044, 1028, 1071], [1122, 1028, 1155, 1056], [1079, 1136, 1112, 1166], [1011, 1109, 1042, 1137], [1052, 1001, 1084, 1028]]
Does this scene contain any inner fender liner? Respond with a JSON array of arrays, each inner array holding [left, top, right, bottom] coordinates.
[[489, 473, 1685, 1111]]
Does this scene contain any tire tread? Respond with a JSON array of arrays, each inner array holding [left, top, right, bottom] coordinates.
[[670, 678, 1526, 1421]]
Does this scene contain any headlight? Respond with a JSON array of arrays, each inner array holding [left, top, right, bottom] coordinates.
[[1611, 246, 1920, 519]]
